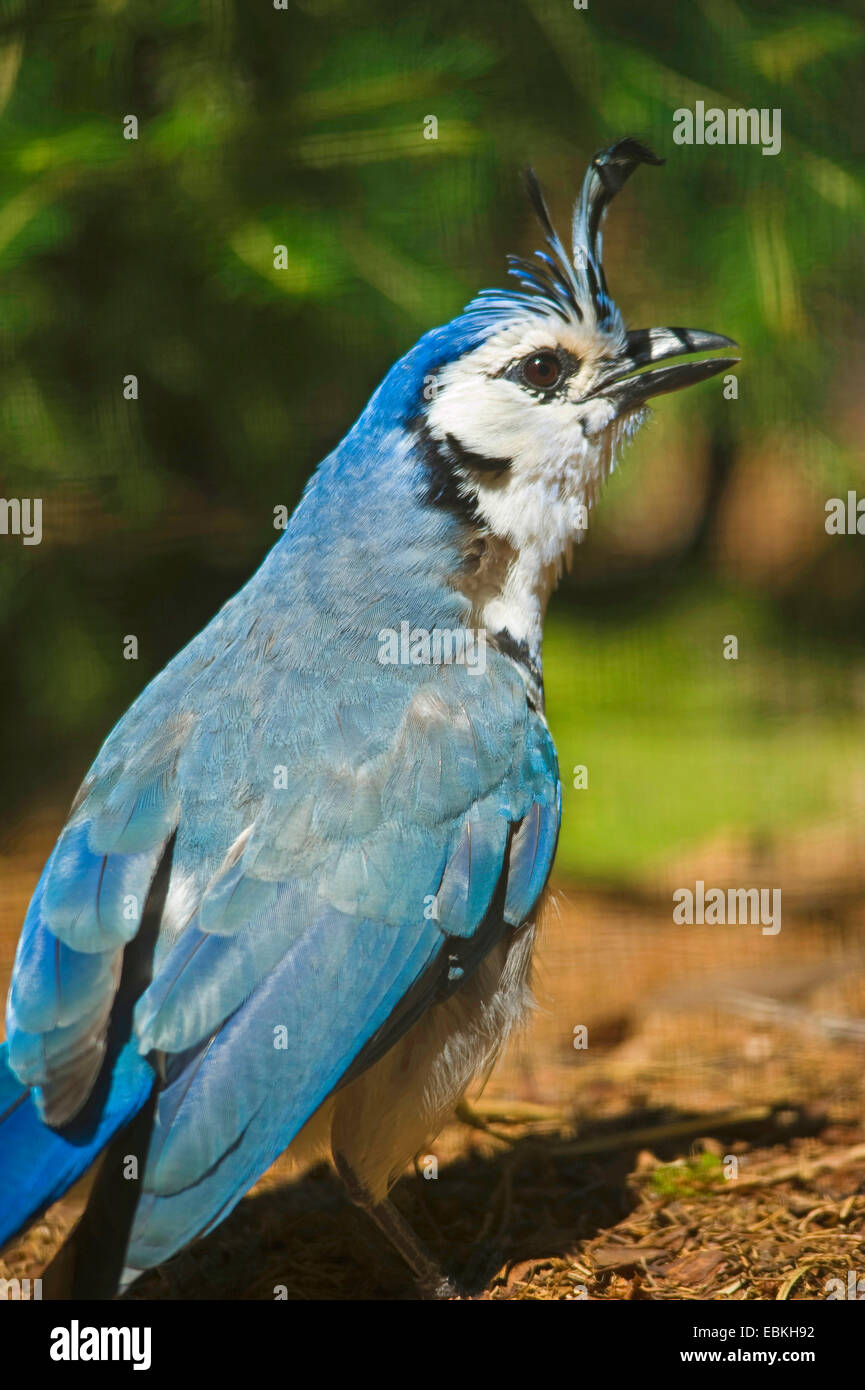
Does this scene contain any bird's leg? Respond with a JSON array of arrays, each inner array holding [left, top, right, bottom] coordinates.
[[454, 1097, 514, 1143], [455, 1097, 492, 1131], [334, 1151, 459, 1299]]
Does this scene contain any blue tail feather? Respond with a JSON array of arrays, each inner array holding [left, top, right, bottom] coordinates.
[[0, 1039, 154, 1251]]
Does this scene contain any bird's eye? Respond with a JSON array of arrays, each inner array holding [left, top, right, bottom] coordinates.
[[520, 351, 563, 392]]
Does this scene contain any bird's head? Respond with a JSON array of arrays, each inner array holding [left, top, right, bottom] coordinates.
[[305, 139, 737, 675], [370, 136, 738, 664], [417, 138, 737, 568]]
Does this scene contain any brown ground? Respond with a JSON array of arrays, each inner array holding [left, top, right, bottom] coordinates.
[[1, 812, 864, 1300]]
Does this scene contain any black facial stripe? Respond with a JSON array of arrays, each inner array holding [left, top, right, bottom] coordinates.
[[411, 419, 485, 526], [443, 432, 511, 475]]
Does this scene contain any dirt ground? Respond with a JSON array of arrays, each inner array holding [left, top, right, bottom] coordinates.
[[2, 811, 864, 1300]]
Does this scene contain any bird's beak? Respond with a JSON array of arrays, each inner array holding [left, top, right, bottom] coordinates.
[[586, 326, 739, 415]]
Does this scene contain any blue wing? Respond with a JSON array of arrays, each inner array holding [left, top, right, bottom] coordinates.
[[126, 659, 559, 1268]]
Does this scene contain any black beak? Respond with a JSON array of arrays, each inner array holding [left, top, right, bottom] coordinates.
[[586, 326, 739, 414]]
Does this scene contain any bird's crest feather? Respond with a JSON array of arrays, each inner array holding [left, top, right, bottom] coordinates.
[[465, 137, 664, 336]]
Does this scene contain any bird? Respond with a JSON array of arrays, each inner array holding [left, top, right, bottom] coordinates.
[[0, 137, 737, 1299]]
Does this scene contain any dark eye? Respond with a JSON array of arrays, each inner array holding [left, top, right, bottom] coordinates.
[[521, 351, 563, 392]]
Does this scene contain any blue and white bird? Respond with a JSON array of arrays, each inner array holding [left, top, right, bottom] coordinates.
[[0, 138, 736, 1297]]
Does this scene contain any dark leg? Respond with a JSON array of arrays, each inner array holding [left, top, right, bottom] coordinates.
[[334, 1151, 459, 1299]]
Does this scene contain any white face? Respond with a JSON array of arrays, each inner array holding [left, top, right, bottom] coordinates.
[[424, 311, 645, 574], [414, 144, 736, 669]]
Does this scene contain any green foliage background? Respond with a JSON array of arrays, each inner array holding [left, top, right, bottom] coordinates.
[[1, 0, 864, 881]]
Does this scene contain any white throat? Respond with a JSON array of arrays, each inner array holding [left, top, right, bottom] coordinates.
[[422, 314, 640, 682], [459, 531, 568, 684]]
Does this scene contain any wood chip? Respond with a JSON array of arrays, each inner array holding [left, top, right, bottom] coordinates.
[[591, 1245, 668, 1270], [663, 1248, 728, 1286]]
